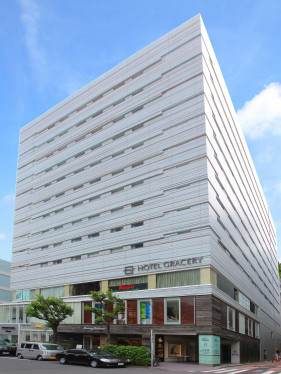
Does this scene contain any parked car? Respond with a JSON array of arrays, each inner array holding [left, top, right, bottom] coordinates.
[[0, 341, 17, 356], [16, 342, 64, 360], [56, 349, 129, 368]]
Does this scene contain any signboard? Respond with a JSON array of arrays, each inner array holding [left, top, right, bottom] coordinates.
[[140, 302, 151, 319], [110, 283, 147, 292], [199, 335, 220, 365], [124, 256, 203, 275]]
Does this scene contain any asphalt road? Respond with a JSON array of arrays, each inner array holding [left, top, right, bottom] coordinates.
[[2, 355, 281, 374], [0, 356, 150, 374]]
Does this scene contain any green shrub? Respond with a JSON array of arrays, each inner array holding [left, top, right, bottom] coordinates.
[[101, 344, 151, 366]]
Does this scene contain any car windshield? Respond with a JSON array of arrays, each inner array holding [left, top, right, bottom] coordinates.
[[41, 344, 63, 350]]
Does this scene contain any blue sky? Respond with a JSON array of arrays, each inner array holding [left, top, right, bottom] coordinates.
[[0, 0, 281, 262]]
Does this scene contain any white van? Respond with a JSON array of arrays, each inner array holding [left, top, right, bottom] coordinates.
[[17, 342, 63, 360]]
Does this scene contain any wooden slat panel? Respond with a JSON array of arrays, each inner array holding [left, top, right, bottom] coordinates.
[[221, 302, 227, 329], [181, 296, 195, 324], [127, 299, 137, 324], [83, 301, 92, 324], [152, 298, 164, 324]]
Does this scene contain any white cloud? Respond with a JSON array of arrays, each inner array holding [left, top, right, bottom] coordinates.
[[19, 0, 46, 74], [2, 194, 15, 203], [237, 82, 281, 139], [0, 234, 6, 240]]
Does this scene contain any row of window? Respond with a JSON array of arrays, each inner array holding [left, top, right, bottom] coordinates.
[[212, 129, 277, 290], [227, 306, 259, 338], [17, 136, 147, 199], [13, 269, 258, 320], [14, 198, 144, 242], [216, 188, 278, 298], [19, 57, 159, 159], [83, 297, 194, 325]]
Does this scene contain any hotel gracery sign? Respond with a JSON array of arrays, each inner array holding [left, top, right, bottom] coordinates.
[[123, 256, 203, 275]]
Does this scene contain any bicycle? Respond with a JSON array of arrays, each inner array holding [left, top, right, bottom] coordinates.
[[153, 355, 160, 367]]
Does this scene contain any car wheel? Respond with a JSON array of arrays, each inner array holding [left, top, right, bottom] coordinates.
[[37, 355, 43, 361], [59, 357, 67, 365], [90, 360, 98, 368], [17, 353, 23, 359]]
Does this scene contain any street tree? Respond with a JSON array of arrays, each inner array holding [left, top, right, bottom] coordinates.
[[85, 289, 125, 344], [25, 295, 74, 343]]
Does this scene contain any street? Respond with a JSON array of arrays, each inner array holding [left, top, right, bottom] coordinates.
[[2, 356, 281, 374]]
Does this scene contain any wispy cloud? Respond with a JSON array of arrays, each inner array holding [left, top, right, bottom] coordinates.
[[2, 194, 15, 203], [0, 233, 6, 240], [19, 0, 47, 75], [237, 82, 281, 139]]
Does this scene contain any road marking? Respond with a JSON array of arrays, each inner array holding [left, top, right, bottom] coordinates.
[[202, 369, 244, 373]]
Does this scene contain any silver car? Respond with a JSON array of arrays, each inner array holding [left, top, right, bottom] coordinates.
[[17, 342, 63, 360]]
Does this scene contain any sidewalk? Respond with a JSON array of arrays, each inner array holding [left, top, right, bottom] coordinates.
[[150, 360, 281, 372]]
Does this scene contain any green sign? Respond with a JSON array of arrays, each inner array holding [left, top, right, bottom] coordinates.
[[199, 335, 221, 365]]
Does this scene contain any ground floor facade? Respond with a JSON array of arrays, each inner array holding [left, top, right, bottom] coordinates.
[[53, 294, 261, 364]]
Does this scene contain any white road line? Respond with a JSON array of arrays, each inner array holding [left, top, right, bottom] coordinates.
[[202, 369, 244, 373]]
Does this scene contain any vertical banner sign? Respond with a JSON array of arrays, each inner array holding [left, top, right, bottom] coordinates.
[[199, 335, 221, 365]]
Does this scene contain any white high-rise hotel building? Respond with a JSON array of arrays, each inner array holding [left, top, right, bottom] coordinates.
[[3, 15, 280, 363]]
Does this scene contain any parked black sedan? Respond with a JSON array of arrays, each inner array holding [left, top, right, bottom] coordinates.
[[0, 341, 17, 356], [56, 349, 129, 368]]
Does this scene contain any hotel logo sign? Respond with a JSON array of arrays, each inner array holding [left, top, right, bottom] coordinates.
[[124, 256, 203, 275]]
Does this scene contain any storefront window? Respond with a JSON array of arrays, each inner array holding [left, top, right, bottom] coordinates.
[[227, 307, 235, 331], [70, 281, 100, 296], [165, 299, 180, 324], [109, 276, 148, 292], [168, 343, 182, 357], [40, 286, 64, 298], [157, 269, 200, 288], [116, 311, 126, 325], [138, 300, 151, 324]]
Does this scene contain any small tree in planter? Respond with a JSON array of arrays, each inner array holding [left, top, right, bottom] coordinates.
[[85, 289, 125, 344], [25, 295, 74, 343]]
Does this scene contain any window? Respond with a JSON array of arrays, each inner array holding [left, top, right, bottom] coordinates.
[[112, 187, 124, 194], [71, 237, 82, 243], [248, 319, 253, 337], [131, 243, 143, 249], [74, 184, 83, 190], [132, 142, 144, 149], [132, 180, 143, 187], [239, 313, 245, 334], [165, 299, 180, 324], [138, 300, 151, 324], [112, 168, 124, 175], [88, 233, 99, 239], [41, 286, 64, 298], [131, 221, 143, 228], [131, 200, 143, 207], [227, 306, 235, 331], [109, 276, 148, 292], [70, 281, 100, 296], [71, 255, 81, 261], [132, 161, 143, 168], [157, 269, 200, 288], [111, 227, 123, 233], [255, 322, 260, 338], [168, 343, 182, 357], [111, 207, 123, 213]]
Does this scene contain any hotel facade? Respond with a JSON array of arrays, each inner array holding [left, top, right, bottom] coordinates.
[[1, 15, 280, 364]]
